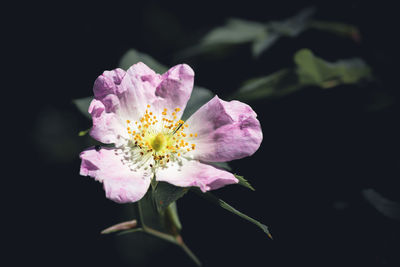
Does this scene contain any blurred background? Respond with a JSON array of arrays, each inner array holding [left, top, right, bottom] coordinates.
[[8, 0, 400, 266]]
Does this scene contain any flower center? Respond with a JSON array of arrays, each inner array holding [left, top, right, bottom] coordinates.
[[124, 105, 198, 168], [150, 133, 166, 152]]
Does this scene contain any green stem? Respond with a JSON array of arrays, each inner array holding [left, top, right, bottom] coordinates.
[[138, 194, 202, 266]]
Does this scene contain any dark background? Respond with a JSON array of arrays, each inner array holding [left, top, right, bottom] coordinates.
[[8, 1, 400, 266]]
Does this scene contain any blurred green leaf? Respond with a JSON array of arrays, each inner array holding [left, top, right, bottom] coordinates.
[[72, 97, 92, 119], [118, 49, 168, 73], [178, 8, 315, 59], [232, 69, 301, 101], [234, 174, 255, 191], [252, 7, 315, 57], [233, 49, 372, 102], [309, 20, 361, 42], [294, 48, 372, 88], [269, 7, 316, 36], [202, 18, 266, 45], [251, 31, 280, 58], [207, 162, 232, 171], [181, 86, 214, 120], [363, 189, 400, 221], [194, 189, 272, 239], [154, 182, 189, 212]]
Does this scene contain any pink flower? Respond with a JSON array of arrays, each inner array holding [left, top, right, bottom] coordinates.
[[80, 62, 263, 203]]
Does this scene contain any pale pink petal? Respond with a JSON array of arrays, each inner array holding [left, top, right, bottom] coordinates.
[[80, 147, 152, 203], [117, 62, 162, 119], [93, 68, 126, 102], [185, 96, 263, 162], [153, 64, 194, 119], [156, 159, 238, 192], [88, 63, 194, 144], [88, 99, 128, 146]]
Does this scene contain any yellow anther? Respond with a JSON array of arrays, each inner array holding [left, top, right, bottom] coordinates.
[[194, 133, 198, 137], [189, 133, 193, 137], [147, 104, 150, 108], [126, 120, 130, 123], [175, 107, 180, 112]]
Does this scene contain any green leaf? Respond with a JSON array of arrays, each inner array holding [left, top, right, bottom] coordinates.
[[309, 20, 361, 42], [118, 49, 168, 73], [72, 97, 92, 119], [234, 174, 255, 191], [154, 182, 189, 212], [251, 31, 280, 58], [207, 162, 232, 171], [269, 7, 315, 36], [294, 48, 372, 88], [232, 69, 301, 101], [194, 190, 272, 239], [202, 18, 266, 46], [181, 86, 214, 121], [251, 7, 315, 57]]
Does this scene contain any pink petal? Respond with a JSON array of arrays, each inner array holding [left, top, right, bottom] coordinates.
[[185, 96, 263, 162], [93, 68, 126, 102], [80, 147, 152, 203], [89, 99, 128, 146], [153, 64, 194, 119], [156, 159, 238, 192], [88, 62, 194, 144]]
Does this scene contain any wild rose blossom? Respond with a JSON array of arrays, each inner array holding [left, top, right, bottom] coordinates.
[[80, 62, 262, 203]]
